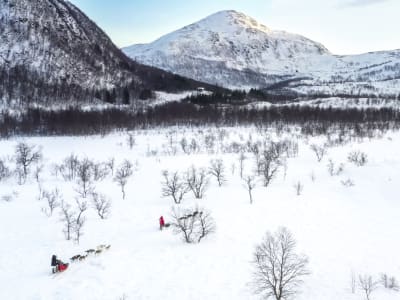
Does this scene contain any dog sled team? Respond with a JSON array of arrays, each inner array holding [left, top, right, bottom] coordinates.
[[51, 244, 110, 273], [51, 216, 168, 274]]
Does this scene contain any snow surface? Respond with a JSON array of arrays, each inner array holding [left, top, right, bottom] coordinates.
[[1, 127, 400, 300]]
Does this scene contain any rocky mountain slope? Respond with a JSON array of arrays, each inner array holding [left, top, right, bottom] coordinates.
[[124, 10, 400, 97], [0, 0, 218, 107]]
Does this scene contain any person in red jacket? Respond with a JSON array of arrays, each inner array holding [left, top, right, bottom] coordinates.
[[51, 255, 69, 273], [159, 216, 165, 230]]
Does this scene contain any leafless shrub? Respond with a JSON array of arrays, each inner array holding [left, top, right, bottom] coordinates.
[[243, 175, 257, 204], [161, 170, 190, 204], [348, 151, 368, 166], [114, 160, 133, 200], [92, 162, 109, 181], [185, 166, 209, 199], [327, 159, 344, 176], [59, 154, 80, 181], [309, 171, 316, 182], [294, 181, 304, 196], [75, 158, 95, 198], [350, 271, 356, 294], [0, 159, 11, 181], [252, 227, 310, 300], [33, 164, 44, 183], [74, 198, 87, 244], [310, 144, 327, 162], [170, 206, 215, 243], [14, 142, 42, 180], [358, 274, 379, 300], [60, 201, 76, 241], [259, 145, 282, 187], [41, 188, 62, 217], [127, 133, 136, 149], [238, 152, 246, 179], [2, 194, 13, 202], [341, 178, 355, 187], [209, 159, 226, 187], [106, 157, 115, 176], [380, 273, 399, 291], [91, 192, 111, 219]]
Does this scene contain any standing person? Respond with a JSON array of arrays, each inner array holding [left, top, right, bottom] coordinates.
[[159, 216, 165, 230]]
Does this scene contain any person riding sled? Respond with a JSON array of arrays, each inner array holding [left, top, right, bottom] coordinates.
[[51, 255, 69, 273]]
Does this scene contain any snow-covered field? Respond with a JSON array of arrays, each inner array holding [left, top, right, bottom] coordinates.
[[1, 126, 400, 300]]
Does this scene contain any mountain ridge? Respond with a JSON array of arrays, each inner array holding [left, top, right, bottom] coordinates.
[[124, 10, 400, 96]]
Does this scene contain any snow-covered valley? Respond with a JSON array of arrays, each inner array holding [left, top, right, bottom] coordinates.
[[1, 126, 400, 300]]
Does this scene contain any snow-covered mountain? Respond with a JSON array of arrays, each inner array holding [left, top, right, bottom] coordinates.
[[0, 0, 217, 106], [124, 10, 400, 97]]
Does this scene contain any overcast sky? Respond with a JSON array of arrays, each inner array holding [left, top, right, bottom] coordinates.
[[69, 0, 399, 55]]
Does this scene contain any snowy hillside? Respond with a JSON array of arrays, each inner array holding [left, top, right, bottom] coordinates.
[[123, 10, 400, 96], [0, 0, 219, 106], [1, 126, 400, 299]]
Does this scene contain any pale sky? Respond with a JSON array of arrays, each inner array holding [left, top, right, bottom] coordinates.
[[69, 0, 399, 55]]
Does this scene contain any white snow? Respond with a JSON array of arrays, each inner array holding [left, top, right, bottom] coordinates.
[[1, 126, 400, 299]]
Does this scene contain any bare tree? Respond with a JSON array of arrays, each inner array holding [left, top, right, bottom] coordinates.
[[310, 144, 327, 162], [185, 166, 209, 199], [74, 215, 85, 244], [73, 198, 87, 244], [252, 227, 310, 300], [41, 188, 62, 217], [196, 209, 216, 243], [243, 175, 257, 204], [60, 201, 76, 241], [358, 275, 379, 300], [106, 157, 115, 176], [170, 206, 215, 243], [92, 162, 109, 181], [259, 147, 281, 188], [91, 192, 111, 219], [75, 158, 94, 198], [14, 142, 42, 180], [0, 158, 11, 181], [114, 160, 133, 200], [350, 270, 356, 294], [59, 154, 79, 181], [127, 133, 136, 149], [33, 164, 44, 183], [209, 159, 226, 187], [238, 152, 246, 179], [161, 170, 190, 204]]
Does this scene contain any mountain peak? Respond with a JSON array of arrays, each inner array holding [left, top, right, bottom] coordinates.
[[195, 10, 271, 34]]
